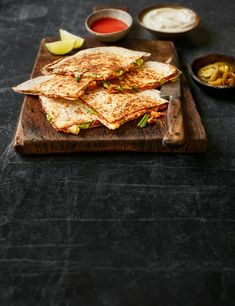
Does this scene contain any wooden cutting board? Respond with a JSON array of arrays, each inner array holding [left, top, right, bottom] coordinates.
[[13, 37, 207, 154]]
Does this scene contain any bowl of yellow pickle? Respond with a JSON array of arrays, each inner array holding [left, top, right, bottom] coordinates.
[[190, 53, 235, 89]]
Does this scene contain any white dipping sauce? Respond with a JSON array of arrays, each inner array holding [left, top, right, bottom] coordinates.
[[142, 7, 197, 33]]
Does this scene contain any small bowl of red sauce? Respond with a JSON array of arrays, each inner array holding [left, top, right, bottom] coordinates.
[[85, 8, 133, 42]]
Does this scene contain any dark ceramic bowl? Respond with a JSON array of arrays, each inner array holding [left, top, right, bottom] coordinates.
[[137, 4, 200, 40], [189, 53, 235, 89]]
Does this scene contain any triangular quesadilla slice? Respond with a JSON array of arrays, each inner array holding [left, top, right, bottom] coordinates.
[[103, 61, 181, 93], [42, 46, 151, 80], [39, 96, 101, 134], [80, 88, 168, 129], [12, 74, 97, 100]]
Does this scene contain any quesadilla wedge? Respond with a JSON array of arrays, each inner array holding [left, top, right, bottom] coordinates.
[[12, 74, 97, 100], [39, 96, 101, 134], [42, 46, 151, 80], [103, 61, 181, 93], [80, 88, 168, 129]]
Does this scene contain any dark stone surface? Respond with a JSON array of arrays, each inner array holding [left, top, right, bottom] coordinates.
[[0, 0, 235, 305]]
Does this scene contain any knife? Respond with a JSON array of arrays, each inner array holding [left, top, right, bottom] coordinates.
[[160, 51, 185, 147]]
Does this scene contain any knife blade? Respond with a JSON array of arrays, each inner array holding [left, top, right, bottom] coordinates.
[[160, 51, 185, 146]]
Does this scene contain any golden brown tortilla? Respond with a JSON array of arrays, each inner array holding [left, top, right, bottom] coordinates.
[[39, 96, 100, 134], [12, 74, 97, 100], [103, 61, 181, 93], [80, 88, 168, 129], [41, 46, 151, 80]]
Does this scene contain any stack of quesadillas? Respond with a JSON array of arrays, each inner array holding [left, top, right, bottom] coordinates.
[[13, 46, 180, 134]]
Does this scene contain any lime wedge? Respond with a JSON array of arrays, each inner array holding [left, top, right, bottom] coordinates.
[[45, 39, 75, 55], [59, 29, 85, 49]]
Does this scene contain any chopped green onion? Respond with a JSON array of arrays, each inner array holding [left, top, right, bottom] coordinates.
[[46, 113, 52, 123], [117, 85, 139, 91], [137, 114, 149, 128], [135, 58, 144, 67], [103, 81, 111, 88], [132, 85, 139, 91], [85, 72, 97, 78], [79, 122, 91, 129], [116, 85, 133, 91], [122, 85, 132, 90], [116, 69, 124, 77], [76, 100, 98, 115], [84, 106, 98, 115], [74, 72, 81, 82], [116, 85, 124, 91]]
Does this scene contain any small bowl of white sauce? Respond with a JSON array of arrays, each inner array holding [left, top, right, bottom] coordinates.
[[137, 4, 200, 39]]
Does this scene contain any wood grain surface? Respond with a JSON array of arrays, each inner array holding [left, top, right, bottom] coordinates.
[[13, 37, 207, 154]]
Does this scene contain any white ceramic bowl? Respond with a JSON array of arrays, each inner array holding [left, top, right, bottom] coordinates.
[[85, 8, 133, 42]]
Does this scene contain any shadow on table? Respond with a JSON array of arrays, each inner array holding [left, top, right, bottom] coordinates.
[[173, 26, 212, 49]]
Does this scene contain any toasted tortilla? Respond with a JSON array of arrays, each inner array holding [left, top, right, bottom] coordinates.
[[103, 61, 181, 92], [42, 46, 151, 80], [12, 74, 97, 100], [80, 88, 168, 129], [39, 96, 100, 134]]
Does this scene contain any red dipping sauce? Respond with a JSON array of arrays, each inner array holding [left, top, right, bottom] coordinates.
[[90, 17, 128, 34]]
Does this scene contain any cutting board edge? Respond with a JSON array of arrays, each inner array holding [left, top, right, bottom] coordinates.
[[12, 134, 207, 155]]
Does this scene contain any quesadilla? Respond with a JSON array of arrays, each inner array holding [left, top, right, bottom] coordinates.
[[80, 88, 168, 129], [12, 74, 97, 100], [39, 96, 100, 134], [42, 46, 151, 80], [103, 61, 181, 93]]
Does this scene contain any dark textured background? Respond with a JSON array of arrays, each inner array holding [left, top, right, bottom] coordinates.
[[0, 0, 235, 305]]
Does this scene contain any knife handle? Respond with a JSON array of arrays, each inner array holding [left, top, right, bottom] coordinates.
[[162, 97, 185, 147]]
